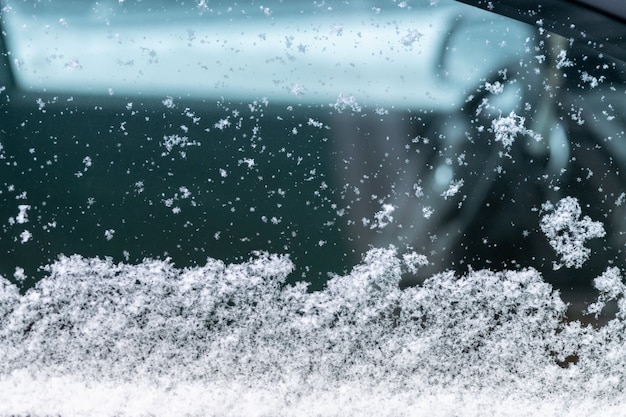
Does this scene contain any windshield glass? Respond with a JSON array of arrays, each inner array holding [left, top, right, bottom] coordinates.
[[1, 1, 626, 416]]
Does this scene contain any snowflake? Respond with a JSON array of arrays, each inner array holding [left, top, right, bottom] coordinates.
[[104, 229, 115, 241], [491, 111, 541, 150], [213, 117, 231, 130], [331, 93, 362, 113], [19, 230, 32, 243], [581, 71, 605, 88], [64, 58, 82, 71], [15, 205, 30, 224], [540, 197, 605, 269], [238, 158, 255, 169], [400, 29, 423, 47], [161, 134, 199, 156], [371, 204, 395, 229], [484, 81, 504, 95], [413, 184, 424, 198], [13, 267, 26, 282], [307, 118, 326, 129], [162, 96, 175, 109], [555, 49, 573, 69], [289, 84, 305, 97], [441, 179, 464, 200]]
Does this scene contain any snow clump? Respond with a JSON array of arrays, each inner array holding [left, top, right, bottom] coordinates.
[[491, 111, 542, 150], [540, 196, 606, 269], [1, 246, 626, 416]]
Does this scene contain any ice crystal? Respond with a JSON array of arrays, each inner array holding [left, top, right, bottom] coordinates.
[[581, 71, 605, 88], [440, 179, 463, 199], [491, 111, 541, 150], [555, 49, 574, 69], [161, 96, 175, 109], [400, 29, 423, 47], [214, 117, 231, 130], [18, 230, 32, 243], [15, 204, 30, 224], [290, 83, 305, 97], [371, 203, 395, 229], [484, 80, 504, 94], [161, 134, 200, 156], [413, 183, 424, 198], [63, 58, 82, 71], [104, 229, 115, 240], [332, 93, 362, 113], [540, 197, 606, 269]]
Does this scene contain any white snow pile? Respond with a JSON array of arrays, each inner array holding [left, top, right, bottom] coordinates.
[[1, 245, 626, 416]]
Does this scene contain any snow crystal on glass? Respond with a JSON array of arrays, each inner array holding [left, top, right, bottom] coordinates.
[[491, 111, 541, 151], [540, 197, 606, 269], [1, 246, 626, 416], [587, 267, 625, 318], [161, 134, 200, 156], [440, 178, 463, 200], [371, 203, 396, 229]]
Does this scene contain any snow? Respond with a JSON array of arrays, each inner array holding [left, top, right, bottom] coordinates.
[[162, 96, 175, 109], [161, 134, 200, 156], [540, 197, 606, 269], [555, 49, 574, 70], [1, 247, 626, 416], [484, 80, 504, 94], [400, 29, 423, 47], [587, 267, 624, 318], [15, 204, 30, 224], [491, 111, 541, 151], [332, 93, 362, 113], [440, 178, 463, 200], [581, 71, 604, 88], [371, 203, 396, 229], [18, 230, 32, 243]]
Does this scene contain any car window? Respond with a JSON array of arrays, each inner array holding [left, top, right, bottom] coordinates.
[[1, 0, 626, 415], [0, 0, 539, 286]]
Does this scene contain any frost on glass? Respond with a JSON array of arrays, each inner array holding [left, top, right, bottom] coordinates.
[[0, 0, 626, 415]]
